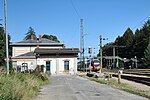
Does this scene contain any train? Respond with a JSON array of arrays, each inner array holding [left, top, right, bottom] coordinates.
[[77, 59, 100, 71]]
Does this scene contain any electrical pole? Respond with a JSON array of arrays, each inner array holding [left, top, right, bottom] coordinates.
[[110, 46, 125, 69], [4, 0, 9, 74], [113, 46, 115, 69], [80, 19, 85, 71], [99, 35, 108, 73], [88, 46, 92, 73], [80, 19, 82, 69], [99, 35, 102, 73]]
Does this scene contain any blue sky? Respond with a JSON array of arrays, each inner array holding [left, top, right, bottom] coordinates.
[[0, 0, 150, 55]]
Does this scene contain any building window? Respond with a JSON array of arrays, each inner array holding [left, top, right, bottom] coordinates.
[[46, 61, 51, 74], [64, 61, 69, 70]]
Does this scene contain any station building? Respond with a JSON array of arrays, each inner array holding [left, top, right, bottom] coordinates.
[[11, 36, 79, 74]]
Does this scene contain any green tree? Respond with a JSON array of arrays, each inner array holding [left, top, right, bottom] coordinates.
[[115, 28, 134, 58], [42, 34, 50, 39], [101, 19, 150, 68], [134, 20, 150, 58], [144, 42, 150, 68], [133, 29, 144, 58], [122, 28, 134, 46], [0, 24, 12, 70], [115, 36, 124, 45], [50, 35, 60, 42], [42, 34, 60, 42], [0, 26, 6, 66], [24, 27, 36, 40]]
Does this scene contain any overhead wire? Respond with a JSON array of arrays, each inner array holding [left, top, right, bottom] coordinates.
[[70, 0, 81, 19], [132, 13, 150, 30], [69, 0, 82, 37]]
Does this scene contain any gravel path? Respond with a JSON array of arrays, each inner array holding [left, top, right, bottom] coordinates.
[[35, 75, 149, 100]]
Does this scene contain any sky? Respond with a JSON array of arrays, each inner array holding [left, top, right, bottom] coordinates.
[[0, 0, 150, 56]]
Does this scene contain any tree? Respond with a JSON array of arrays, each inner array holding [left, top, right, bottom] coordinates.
[[0, 24, 12, 69], [133, 20, 150, 58], [50, 35, 60, 42], [122, 28, 134, 46], [101, 19, 150, 68], [113, 28, 134, 58], [144, 42, 150, 68], [42, 34, 50, 39], [0, 26, 6, 66], [42, 34, 60, 42], [24, 27, 36, 40], [115, 36, 124, 45]]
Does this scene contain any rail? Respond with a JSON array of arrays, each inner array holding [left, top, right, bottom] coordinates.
[[112, 73, 150, 86]]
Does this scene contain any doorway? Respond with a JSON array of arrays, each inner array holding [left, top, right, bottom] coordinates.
[[64, 61, 69, 71], [46, 61, 51, 75]]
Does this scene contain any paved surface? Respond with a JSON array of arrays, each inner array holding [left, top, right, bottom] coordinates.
[[35, 75, 148, 100]]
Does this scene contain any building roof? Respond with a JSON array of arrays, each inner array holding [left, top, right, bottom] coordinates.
[[34, 48, 79, 54], [10, 38, 64, 46], [18, 38, 57, 43], [12, 48, 79, 59], [12, 52, 36, 59]]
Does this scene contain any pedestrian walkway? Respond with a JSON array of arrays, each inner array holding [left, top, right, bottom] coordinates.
[[35, 75, 148, 100]]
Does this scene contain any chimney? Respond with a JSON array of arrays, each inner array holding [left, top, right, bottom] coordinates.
[[36, 45, 39, 48], [31, 35, 34, 40], [39, 35, 42, 41]]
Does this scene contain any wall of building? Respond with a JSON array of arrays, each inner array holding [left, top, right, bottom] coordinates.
[[37, 57, 77, 74], [58, 58, 77, 74], [12, 59, 36, 72], [37, 58, 56, 74], [12, 46, 64, 57], [12, 47, 33, 57]]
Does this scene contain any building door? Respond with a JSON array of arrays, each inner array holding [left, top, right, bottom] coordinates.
[[46, 61, 51, 74], [64, 61, 69, 71]]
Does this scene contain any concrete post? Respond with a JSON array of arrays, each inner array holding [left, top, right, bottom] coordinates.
[[118, 73, 121, 84], [118, 70, 122, 84]]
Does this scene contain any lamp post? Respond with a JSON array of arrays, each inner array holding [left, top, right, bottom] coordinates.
[[4, 0, 9, 74]]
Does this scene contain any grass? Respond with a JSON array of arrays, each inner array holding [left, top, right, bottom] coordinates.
[[89, 78, 107, 84], [108, 78, 150, 99], [0, 73, 49, 100], [79, 74, 150, 99]]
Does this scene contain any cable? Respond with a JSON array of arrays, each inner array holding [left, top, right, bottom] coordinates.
[[133, 13, 150, 30], [70, 0, 81, 19]]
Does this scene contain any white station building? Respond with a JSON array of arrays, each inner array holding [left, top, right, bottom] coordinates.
[[11, 36, 79, 74]]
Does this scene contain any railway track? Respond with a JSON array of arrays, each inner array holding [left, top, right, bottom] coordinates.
[[124, 72, 150, 76], [112, 73, 150, 86]]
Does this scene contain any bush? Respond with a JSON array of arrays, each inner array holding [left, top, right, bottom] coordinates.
[[0, 73, 49, 100], [34, 72, 49, 82]]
